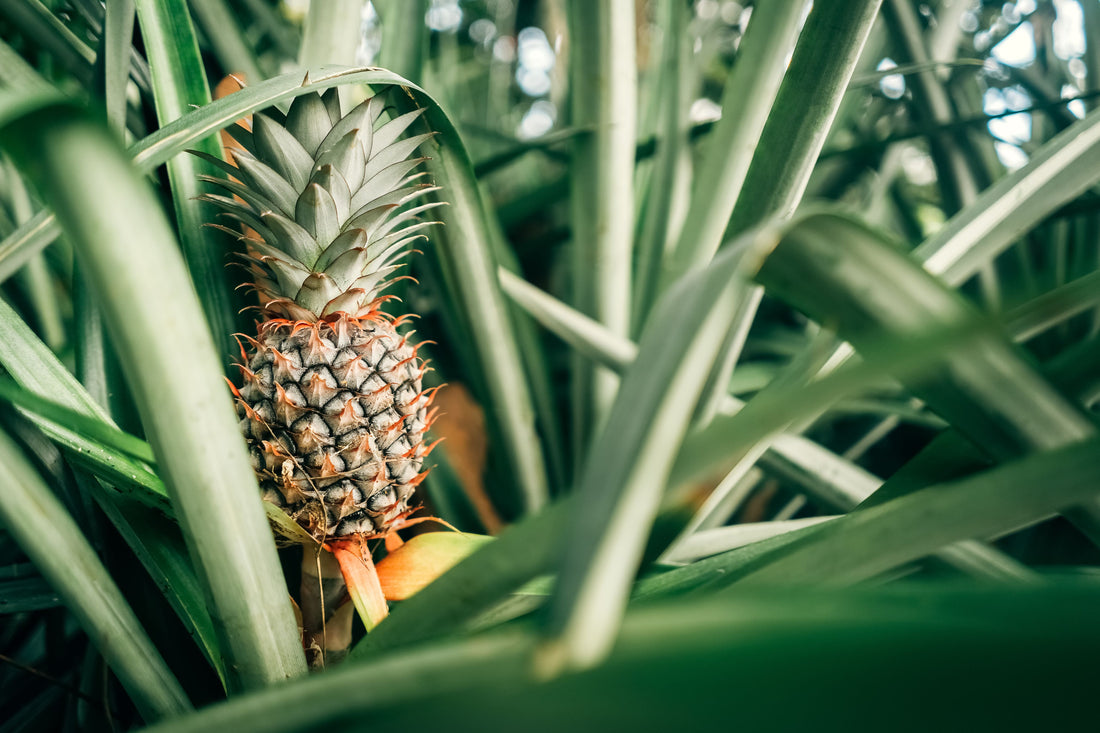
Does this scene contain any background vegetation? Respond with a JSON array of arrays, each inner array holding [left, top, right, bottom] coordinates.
[[2, 0, 1100, 729]]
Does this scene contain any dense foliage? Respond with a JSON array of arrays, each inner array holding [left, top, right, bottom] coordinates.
[[2, 0, 1100, 730]]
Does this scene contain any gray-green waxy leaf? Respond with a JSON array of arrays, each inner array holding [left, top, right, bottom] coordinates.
[[371, 108, 428, 156], [253, 113, 315, 192], [362, 134, 434, 185], [324, 247, 373, 290], [352, 159, 427, 212], [346, 184, 436, 230], [315, 95, 380, 160], [261, 211, 324, 265], [309, 164, 352, 222], [285, 90, 338, 156], [316, 228, 370, 272], [231, 147, 299, 217], [316, 129, 369, 191], [297, 272, 345, 313], [260, 248, 314, 296], [295, 183, 342, 246]]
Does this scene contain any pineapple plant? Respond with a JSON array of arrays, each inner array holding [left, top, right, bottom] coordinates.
[[198, 88, 441, 544]]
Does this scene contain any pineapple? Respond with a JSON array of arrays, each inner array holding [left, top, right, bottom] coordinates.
[[198, 88, 440, 543]]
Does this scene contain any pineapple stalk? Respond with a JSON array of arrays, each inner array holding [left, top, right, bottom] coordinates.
[[299, 548, 355, 668]]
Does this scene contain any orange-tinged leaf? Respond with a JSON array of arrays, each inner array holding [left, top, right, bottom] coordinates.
[[375, 532, 494, 600], [432, 383, 502, 533], [213, 74, 251, 154], [385, 531, 405, 552], [329, 537, 389, 631]]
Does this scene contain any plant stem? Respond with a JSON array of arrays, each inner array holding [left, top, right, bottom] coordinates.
[[300, 549, 354, 669]]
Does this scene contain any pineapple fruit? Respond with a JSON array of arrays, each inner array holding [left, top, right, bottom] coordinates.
[[198, 88, 440, 543]]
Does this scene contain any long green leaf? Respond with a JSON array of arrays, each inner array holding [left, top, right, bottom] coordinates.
[[738, 437, 1100, 586], [388, 79, 552, 513], [73, 250, 112, 418], [567, 0, 637, 449], [134, 0, 242, 366], [94, 0, 136, 132], [0, 377, 154, 464], [485, 207, 568, 496], [0, 296, 171, 512], [148, 586, 1100, 732], [188, 0, 264, 82], [659, 0, 808, 290], [659, 516, 836, 565], [0, 96, 308, 691], [500, 268, 636, 372], [724, 0, 883, 238], [0, 210, 59, 283], [536, 227, 778, 676], [298, 0, 364, 71], [674, 0, 880, 442], [378, 0, 427, 84], [500, 260, 1028, 581], [1005, 268, 1100, 342], [755, 212, 1100, 542], [631, 519, 830, 599], [0, 428, 191, 721], [916, 106, 1100, 286], [632, 0, 695, 331]]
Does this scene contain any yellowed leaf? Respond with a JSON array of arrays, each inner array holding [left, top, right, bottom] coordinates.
[[375, 532, 493, 600]]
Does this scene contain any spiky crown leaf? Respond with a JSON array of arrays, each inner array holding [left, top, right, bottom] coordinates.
[[197, 88, 441, 321]]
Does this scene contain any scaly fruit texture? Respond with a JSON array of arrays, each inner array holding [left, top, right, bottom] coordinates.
[[198, 88, 441, 542]]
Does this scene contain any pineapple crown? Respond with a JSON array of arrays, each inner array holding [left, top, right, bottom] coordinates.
[[195, 88, 441, 322]]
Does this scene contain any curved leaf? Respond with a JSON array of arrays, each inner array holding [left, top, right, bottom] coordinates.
[[0, 95, 308, 691]]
